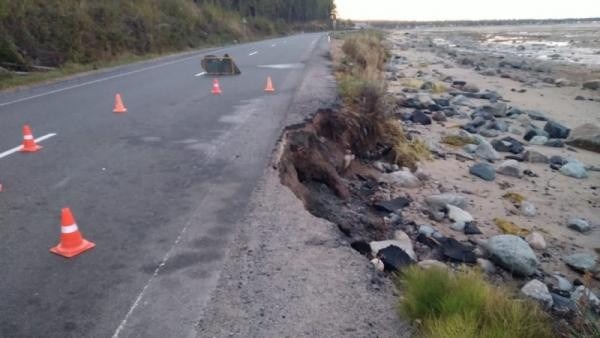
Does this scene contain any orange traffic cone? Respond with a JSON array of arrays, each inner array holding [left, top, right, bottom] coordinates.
[[113, 93, 127, 113], [264, 76, 275, 92], [50, 208, 95, 258], [21, 125, 42, 152], [212, 79, 222, 95]]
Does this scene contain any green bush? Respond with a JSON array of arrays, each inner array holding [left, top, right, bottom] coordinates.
[[397, 267, 554, 338]]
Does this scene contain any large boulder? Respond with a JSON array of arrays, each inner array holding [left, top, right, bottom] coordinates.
[[560, 162, 588, 179], [486, 235, 539, 276], [475, 140, 501, 161], [544, 120, 570, 139], [469, 162, 496, 181], [521, 280, 553, 308], [379, 169, 421, 188], [582, 79, 600, 90], [566, 123, 600, 153], [564, 252, 598, 273]]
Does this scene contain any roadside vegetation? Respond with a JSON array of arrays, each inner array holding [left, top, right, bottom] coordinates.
[[0, 0, 347, 89], [396, 267, 554, 338], [334, 30, 429, 169]]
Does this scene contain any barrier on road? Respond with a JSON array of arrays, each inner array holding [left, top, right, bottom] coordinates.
[[264, 76, 275, 93], [113, 93, 127, 113], [50, 208, 96, 258], [21, 125, 42, 152], [212, 78, 222, 95]]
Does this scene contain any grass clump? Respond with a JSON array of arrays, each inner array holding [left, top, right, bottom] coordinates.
[[397, 266, 554, 338], [442, 135, 477, 147], [503, 192, 526, 204], [335, 30, 429, 169], [494, 218, 530, 236]]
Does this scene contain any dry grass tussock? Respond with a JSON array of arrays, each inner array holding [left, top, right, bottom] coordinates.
[[396, 267, 554, 338]]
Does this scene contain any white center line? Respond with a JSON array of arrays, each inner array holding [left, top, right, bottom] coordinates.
[[0, 51, 221, 108], [194, 72, 206, 77], [249, 51, 258, 56], [0, 133, 57, 159]]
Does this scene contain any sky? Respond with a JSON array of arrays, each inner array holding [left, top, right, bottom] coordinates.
[[335, 0, 600, 21]]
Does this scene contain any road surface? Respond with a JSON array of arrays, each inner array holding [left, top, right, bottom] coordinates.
[[0, 33, 329, 338]]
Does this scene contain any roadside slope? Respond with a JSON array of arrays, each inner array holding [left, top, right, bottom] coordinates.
[[196, 36, 410, 338]]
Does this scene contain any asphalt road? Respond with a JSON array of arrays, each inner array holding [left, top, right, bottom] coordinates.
[[0, 33, 329, 338]]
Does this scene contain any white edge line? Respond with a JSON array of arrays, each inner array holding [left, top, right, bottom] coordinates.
[[194, 72, 207, 77], [249, 51, 258, 56], [0, 52, 213, 108], [111, 225, 189, 338], [0, 133, 57, 159]]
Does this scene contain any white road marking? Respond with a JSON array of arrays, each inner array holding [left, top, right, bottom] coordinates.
[[111, 221, 189, 338], [257, 63, 304, 70], [0, 53, 207, 108], [328, 35, 331, 43], [249, 51, 258, 56], [271, 43, 277, 47], [194, 72, 206, 77], [0, 133, 57, 159]]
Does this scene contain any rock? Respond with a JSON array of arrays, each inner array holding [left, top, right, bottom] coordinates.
[[370, 258, 385, 272], [462, 83, 479, 93], [544, 120, 571, 139], [524, 127, 549, 141], [544, 139, 565, 148], [529, 135, 549, 145], [527, 110, 549, 121], [441, 238, 477, 264], [552, 293, 578, 316], [479, 129, 500, 138], [371, 238, 416, 261], [464, 222, 482, 235], [582, 79, 600, 90], [415, 168, 430, 181], [553, 274, 573, 291], [463, 144, 477, 153], [567, 218, 592, 233], [416, 93, 436, 108], [373, 197, 411, 213], [492, 137, 524, 154], [520, 201, 537, 217], [550, 155, 568, 168], [417, 260, 448, 270], [571, 286, 600, 308], [425, 193, 468, 210], [482, 102, 508, 117], [379, 169, 421, 188], [469, 162, 496, 181], [565, 252, 598, 273], [475, 140, 501, 161], [477, 258, 496, 274], [575, 95, 586, 100], [525, 232, 546, 250], [508, 126, 523, 135], [521, 280, 553, 308], [559, 162, 588, 179], [447, 205, 474, 231], [418, 225, 435, 237], [411, 110, 432, 125], [523, 150, 549, 163], [377, 246, 414, 272], [351, 241, 372, 256], [486, 235, 539, 276], [566, 123, 600, 153], [498, 159, 523, 178], [431, 111, 447, 122]]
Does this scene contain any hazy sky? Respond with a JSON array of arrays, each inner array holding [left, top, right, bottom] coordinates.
[[335, 0, 600, 21]]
